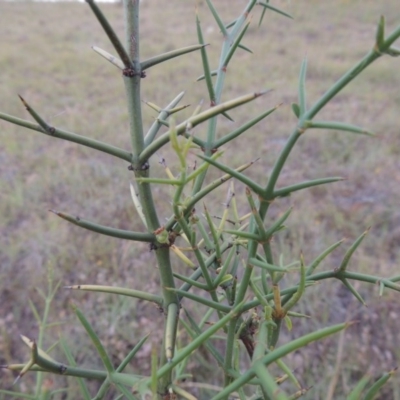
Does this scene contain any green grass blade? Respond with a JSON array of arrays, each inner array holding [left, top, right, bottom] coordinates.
[[0, 390, 35, 399], [92, 46, 124, 70], [65, 284, 163, 307], [298, 57, 307, 116], [86, 0, 132, 68], [73, 305, 114, 373], [346, 375, 371, 400], [212, 322, 349, 400], [59, 336, 91, 400], [337, 228, 370, 273], [141, 44, 206, 70], [273, 177, 344, 198], [50, 210, 154, 242], [28, 299, 41, 326], [215, 104, 280, 148], [363, 369, 397, 400], [182, 309, 225, 368], [306, 120, 374, 136], [157, 301, 244, 379]]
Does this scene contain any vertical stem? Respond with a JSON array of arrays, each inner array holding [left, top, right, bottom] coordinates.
[[123, 1, 178, 396], [223, 320, 237, 390]]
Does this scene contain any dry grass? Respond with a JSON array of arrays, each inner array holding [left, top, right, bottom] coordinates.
[[1, 0, 400, 398]]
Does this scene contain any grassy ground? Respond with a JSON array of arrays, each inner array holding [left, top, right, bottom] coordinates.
[[1, 0, 400, 398]]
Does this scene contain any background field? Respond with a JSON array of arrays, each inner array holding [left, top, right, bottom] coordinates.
[[1, 0, 400, 398]]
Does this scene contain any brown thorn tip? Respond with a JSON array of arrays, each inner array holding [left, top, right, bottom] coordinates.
[[18, 95, 28, 108], [49, 209, 59, 215]]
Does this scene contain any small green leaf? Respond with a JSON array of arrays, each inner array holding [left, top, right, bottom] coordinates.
[[291, 102, 300, 118], [298, 57, 308, 116], [86, 0, 132, 68], [141, 44, 207, 70], [92, 46, 124, 70], [219, 274, 234, 287], [375, 16, 385, 50], [284, 315, 293, 332], [363, 368, 397, 400]]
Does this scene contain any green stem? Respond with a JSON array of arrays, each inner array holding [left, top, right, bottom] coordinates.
[[0, 112, 131, 162], [122, 1, 178, 396]]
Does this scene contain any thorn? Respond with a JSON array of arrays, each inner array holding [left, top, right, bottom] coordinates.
[[18, 94, 28, 109], [255, 88, 273, 97], [345, 320, 359, 328]]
